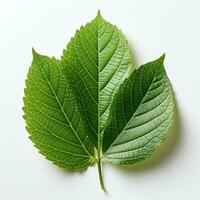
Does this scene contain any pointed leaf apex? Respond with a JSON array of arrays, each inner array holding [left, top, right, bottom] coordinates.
[[97, 9, 101, 16], [32, 47, 36, 55], [159, 53, 166, 63], [161, 53, 166, 59], [32, 48, 39, 58], [96, 10, 102, 19]]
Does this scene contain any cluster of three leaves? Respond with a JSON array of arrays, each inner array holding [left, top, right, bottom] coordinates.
[[23, 12, 174, 190]]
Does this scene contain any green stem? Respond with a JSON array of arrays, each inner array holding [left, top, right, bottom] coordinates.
[[97, 157, 105, 190]]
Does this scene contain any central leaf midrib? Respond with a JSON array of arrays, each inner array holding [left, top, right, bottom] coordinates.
[[97, 14, 101, 157]]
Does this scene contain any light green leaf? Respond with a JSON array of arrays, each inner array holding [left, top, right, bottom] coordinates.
[[102, 55, 174, 165], [23, 49, 95, 169], [61, 11, 134, 147]]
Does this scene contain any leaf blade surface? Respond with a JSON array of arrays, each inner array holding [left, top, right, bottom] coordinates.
[[61, 12, 134, 146], [23, 50, 95, 169], [102, 55, 174, 165]]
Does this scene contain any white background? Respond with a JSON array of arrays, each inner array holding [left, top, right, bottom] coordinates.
[[0, 0, 200, 199]]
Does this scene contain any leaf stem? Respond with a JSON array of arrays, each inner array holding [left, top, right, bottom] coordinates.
[[97, 157, 105, 190]]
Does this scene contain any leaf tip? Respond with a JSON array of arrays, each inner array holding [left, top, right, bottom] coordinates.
[[96, 9, 103, 19], [32, 47, 39, 58], [97, 9, 101, 16], [32, 47, 36, 54], [159, 53, 166, 62]]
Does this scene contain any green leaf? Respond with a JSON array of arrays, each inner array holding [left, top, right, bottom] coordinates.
[[23, 11, 175, 190], [102, 55, 174, 165], [23, 49, 95, 169], [61, 11, 134, 147]]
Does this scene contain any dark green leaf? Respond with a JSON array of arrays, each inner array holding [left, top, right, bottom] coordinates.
[[102, 55, 174, 165]]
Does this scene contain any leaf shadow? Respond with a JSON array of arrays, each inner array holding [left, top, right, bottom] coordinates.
[[60, 167, 87, 173], [111, 97, 181, 172], [44, 160, 96, 177]]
